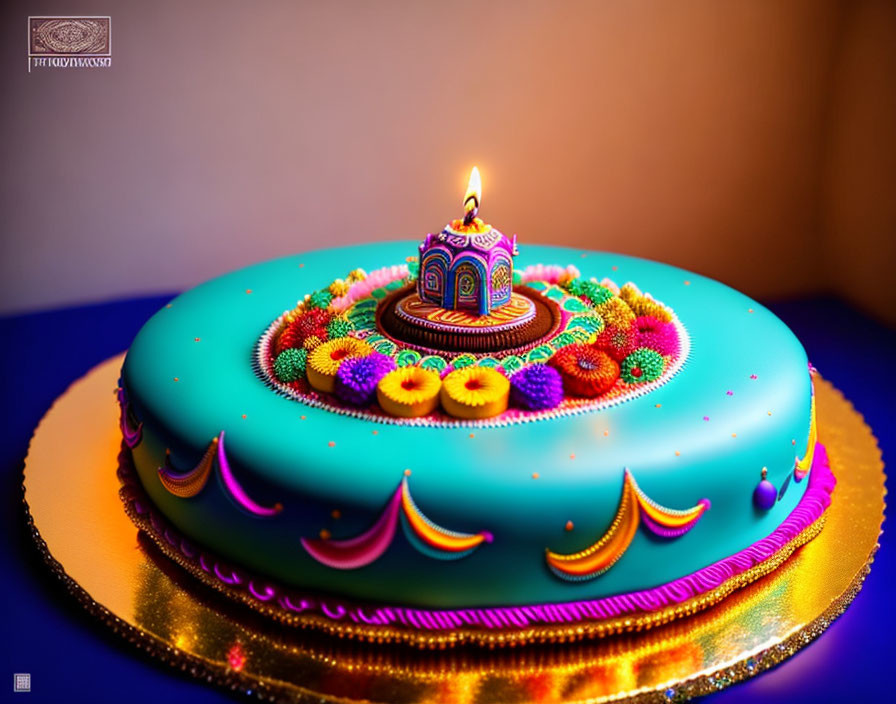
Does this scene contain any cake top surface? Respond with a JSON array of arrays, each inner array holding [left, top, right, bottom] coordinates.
[[124, 241, 809, 500]]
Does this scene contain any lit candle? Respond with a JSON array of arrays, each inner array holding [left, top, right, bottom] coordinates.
[[449, 166, 491, 235], [463, 166, 481, 227]]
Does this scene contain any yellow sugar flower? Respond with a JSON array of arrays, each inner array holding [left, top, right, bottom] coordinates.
[[307, 338, 372, 393], [631, 296, 673, 323], [377, 367, 441, 418], [619, 282, 673, 323], [303, 334, 323, 350], [440, 367, 510, 419], [619, 283, 642, 307], [329, 278, 350, 297], [594, 297, 636, 328]]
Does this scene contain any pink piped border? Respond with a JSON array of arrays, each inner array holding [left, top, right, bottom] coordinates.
[[119, 442, 834, 632]]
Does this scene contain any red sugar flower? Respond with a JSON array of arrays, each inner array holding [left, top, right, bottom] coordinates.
[[592, 324, 636, 362], [275, 308, 332, 355], [549, 344, 620, 398]]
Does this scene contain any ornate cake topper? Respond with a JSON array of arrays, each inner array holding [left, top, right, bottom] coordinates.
[[418, 167, 518, 317]]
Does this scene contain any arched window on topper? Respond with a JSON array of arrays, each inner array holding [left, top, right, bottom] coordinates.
[[490, 254, 512, 307], [420, 248, 450, 306], [449, 256, 489, 315]]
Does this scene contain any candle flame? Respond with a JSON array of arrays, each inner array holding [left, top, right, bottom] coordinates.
[[463, 166, 481, 226]]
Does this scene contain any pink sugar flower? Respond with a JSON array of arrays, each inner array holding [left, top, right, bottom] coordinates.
[[633, 315, 680, 357], [331, 265, 409, 312], [520, 264, 580, 285]]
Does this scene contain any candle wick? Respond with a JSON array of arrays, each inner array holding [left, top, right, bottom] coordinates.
[[463, 196, 479, 226]]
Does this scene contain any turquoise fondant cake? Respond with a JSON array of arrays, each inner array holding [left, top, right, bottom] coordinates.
[[117, 237, 832, 644]]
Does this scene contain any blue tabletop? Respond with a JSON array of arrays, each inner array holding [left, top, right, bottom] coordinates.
[[1, 292, 892, 703]]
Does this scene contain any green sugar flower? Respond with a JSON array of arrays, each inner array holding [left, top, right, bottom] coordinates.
[[273, 348, 308, 383]]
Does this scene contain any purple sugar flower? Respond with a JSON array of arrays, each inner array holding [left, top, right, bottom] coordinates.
[[334, 352, 396, 406], [510, 364, 564, 410]]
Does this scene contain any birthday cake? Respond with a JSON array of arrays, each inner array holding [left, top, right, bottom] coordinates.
[[117, 171, 834, 646]]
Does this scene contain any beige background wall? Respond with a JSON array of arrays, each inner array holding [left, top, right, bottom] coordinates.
[[2, 0, 894, 322]]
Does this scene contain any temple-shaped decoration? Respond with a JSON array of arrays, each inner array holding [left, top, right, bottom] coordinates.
[[418, 227, 517, 317], [417, 167, 518, 317]]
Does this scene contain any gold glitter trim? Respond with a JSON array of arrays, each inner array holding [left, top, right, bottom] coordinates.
[[122, 451, 829, 648], [22, 357, 886, 702]]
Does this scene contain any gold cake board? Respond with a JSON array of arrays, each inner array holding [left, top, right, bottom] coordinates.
[[22, 355, 885, 703]]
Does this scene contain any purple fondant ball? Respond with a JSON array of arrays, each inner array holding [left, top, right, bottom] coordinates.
[[753, 479, 777, 510]]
